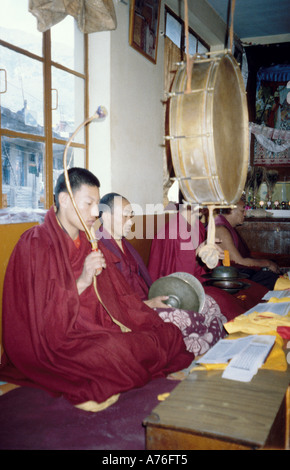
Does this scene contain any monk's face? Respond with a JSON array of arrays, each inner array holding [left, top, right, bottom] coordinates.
[[119, 199, 134, 238], [59, 184, 100, 239], [231, 201, 246, 226], [102, 197, 134, 239]]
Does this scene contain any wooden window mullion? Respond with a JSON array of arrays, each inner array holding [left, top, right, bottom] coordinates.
[[43, 30, 53, 209]]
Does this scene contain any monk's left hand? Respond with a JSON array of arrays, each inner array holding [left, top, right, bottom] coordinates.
[[144, 296, 170, 309]]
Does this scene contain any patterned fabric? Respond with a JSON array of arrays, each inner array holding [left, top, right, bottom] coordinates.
[[156, 295, 227, 356]]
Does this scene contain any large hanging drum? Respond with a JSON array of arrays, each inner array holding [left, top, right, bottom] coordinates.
[[168, 52, 249, 205]]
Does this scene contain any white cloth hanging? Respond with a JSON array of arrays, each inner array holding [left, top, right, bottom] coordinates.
[[255, 134, 290, 153], [29, 0, 117, 33]]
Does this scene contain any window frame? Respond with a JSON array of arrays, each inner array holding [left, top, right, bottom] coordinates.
[[0, 27, 89, 210]]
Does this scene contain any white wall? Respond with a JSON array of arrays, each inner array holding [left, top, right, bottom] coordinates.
[[88, 0, 227, 210], [110, 1, 165, 208], [89, 1, 164, 209]]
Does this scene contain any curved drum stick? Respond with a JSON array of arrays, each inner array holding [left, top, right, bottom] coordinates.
[[62, 106, 108, 251]]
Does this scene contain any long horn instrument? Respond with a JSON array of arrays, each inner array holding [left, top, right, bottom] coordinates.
[[62, 106, 107, 251]]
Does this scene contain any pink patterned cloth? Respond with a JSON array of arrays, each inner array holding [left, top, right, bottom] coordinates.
[[156, 295, 227, 356]]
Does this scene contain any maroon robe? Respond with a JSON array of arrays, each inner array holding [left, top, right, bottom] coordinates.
[[97, 226, 152, 301], [147, 213, 268, 318], [0, 208, 193, 405], [214, 214, 252, 258], [148, 213, 206, 282]]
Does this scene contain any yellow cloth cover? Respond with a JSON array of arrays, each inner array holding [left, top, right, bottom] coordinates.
[[274, 274, 290, 290], [268, 297, 290, 303], [224, 310, 290, 336]]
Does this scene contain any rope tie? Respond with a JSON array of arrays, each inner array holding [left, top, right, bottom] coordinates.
[[198, 206, 220, 269]]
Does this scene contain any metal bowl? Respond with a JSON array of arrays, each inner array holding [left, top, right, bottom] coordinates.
[[211, 266, 239, 279], [204, 279, 250, 294]]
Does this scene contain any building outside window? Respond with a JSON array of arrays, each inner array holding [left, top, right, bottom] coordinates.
[[0, 0, 88, 213]]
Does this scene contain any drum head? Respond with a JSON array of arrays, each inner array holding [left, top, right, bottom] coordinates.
[[169, 53, 249, 205]]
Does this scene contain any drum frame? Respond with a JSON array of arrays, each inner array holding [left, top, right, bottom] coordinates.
[[167, 52, 249, 206]]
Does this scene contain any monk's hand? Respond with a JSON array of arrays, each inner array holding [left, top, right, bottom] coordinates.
[[267, 260, 281, 274], [77, 250, 106, 294], [144, 296, 170, 309]]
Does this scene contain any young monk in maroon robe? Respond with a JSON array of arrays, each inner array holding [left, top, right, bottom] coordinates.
[[0, 168, 193, 411], [97, 193, 229, 357], [147, 205, 269, 313]]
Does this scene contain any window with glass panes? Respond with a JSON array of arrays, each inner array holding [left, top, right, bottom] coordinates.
[[165, 7, 209, 56], [0, 0, 88, 211]]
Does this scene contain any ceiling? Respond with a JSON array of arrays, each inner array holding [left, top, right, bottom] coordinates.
[[206, 0, 290, 44]]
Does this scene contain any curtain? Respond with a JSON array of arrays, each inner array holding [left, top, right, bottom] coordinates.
[[163, 36, 182, 206], [29, 0, 117, 33]]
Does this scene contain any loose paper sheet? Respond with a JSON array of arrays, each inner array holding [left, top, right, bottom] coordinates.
[[243, 302, 290, 317], [197, 335, 276, 382], [262, 289, 290, 300]]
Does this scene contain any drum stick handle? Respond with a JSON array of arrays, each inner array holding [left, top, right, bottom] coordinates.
[[229, 0, 236, 51], [184, 0, 195, 94]]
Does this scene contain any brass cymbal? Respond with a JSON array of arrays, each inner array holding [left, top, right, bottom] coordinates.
[[148, 272, 205, 312]]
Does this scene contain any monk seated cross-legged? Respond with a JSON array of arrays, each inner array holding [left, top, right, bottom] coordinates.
[[0, 168, 194, 412], [214, 200, 281, 290]]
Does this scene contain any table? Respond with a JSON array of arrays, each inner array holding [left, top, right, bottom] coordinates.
[[144, 368, 290, 450]]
